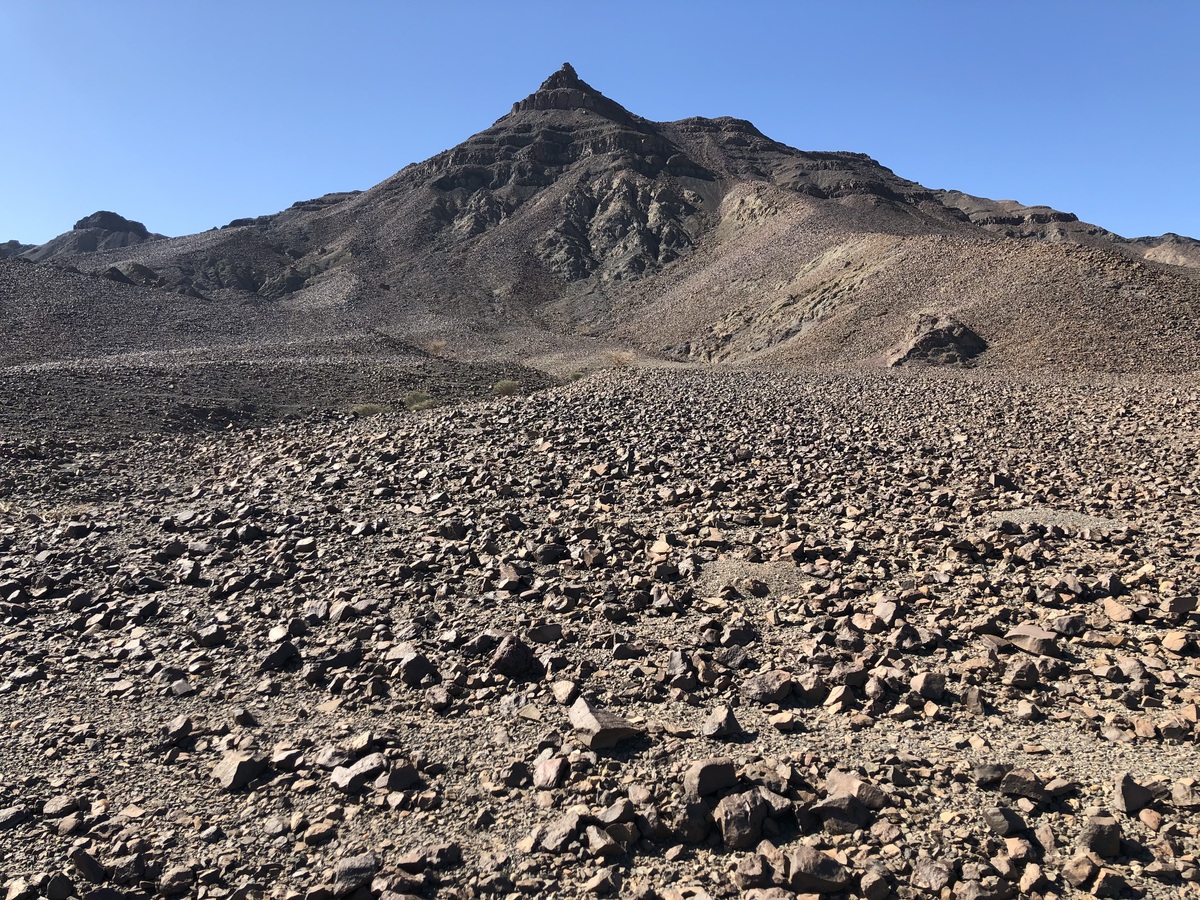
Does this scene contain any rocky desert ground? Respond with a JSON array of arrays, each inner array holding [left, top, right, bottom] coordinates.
[[3, 368, 1200, 900], [4, 62, 1200, 900]]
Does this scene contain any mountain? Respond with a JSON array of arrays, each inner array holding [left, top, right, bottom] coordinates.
[[0, 240, 35, 259], [19, 210, 166, 264], [4, 63, 1199, 379]]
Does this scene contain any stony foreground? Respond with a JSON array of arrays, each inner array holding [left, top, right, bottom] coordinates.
[[2, 369, 1200, 900]]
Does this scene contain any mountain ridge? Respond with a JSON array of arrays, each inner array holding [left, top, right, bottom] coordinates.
[[4, 63, 1199, 377]]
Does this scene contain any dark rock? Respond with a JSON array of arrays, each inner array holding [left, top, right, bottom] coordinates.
[[982, 806, 1025, 836], [683, 757, 736, 797], [741, 670, 792, 704], [490, 635, 541, 680], [786, 844, 853, 893], [1078, 815, 1122, 859], [332, 853, 378, 896], [714, 790, 769, 849]]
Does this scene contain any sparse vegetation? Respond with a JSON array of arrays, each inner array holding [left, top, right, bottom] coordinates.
[[427, 339, 447, 355], [569, 370, 589, 382], [348, 402, 391, 418], [403, 390, 435, 411], [491, 379, 520, 397], [605, 350, 635, 368]]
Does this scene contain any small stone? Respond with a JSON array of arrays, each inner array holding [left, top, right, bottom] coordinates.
[[786, 844, 853, 893], [211, 751, 267, 791], [158, 866, 195, 896], [982, 806, 1025, 836], [999, 768, 1048, 804], [910, 857, 953, 893], [259, 640, 299, 671], [333, 853, 378, 896], [1061, 853, 1098, 888], [569, 697, 642, 749], [70, 849, 107, 884], [713, 790, 769, 849], [767, 711, 797, 732], [330, 752, 387, 792], [702, 705, 743, 739], [585, 824, 623, 858], [1078, 815, 1122, 858], [741, 670, 792, 704], [1005, 623, 1059, 656], [1091, 868, 1130, 898], [1113, 771, 1154, 814], [1171, 777, 1200, 808], [683, 757, 736, 797], [533, 755, 568, 789], [551, 680, 579, 704], [910, 671, 945, 700], [490, 635, 541, 680], [541, 810, 585, 852]]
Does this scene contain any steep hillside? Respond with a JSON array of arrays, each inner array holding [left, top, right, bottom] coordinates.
[[5, 63, 1198, 374]]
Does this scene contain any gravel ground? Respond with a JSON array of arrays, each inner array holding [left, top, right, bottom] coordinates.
[[2, 368, 1199, 900]]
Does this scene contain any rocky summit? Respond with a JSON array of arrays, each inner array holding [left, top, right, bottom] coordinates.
[[2, 65, 1200, 900]]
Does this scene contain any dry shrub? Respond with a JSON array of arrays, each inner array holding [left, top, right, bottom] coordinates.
[[403, 391, 435, 411], [349, 402, 390, 418], [491, 379, 520, 397]]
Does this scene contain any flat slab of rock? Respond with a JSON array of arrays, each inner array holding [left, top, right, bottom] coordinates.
[[1006, 623, 1059, 657], [569, 697, 642, 749]]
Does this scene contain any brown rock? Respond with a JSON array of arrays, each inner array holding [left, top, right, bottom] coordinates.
[[713, 790, 769, 849], [785, 844, 853, 893], [741, 670, 792, 704], [1005, 623, 1059, 656], [683, 757, 736, 797], [569, 697, 642, 749], [211, 751, 267, 791], [910, 857, 953, 892], [1113, 771, 1154, 814]]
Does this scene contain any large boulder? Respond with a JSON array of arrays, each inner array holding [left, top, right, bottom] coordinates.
[[889, 314, 987, 367]]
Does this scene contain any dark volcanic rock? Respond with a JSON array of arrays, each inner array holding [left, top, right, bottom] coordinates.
[[889, 314, 988, 367]]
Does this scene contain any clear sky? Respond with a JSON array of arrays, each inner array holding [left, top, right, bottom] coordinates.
[[2, 1, 1197, 244]]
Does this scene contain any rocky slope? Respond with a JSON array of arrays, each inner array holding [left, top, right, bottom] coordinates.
[[5, 64, 1196, 378]]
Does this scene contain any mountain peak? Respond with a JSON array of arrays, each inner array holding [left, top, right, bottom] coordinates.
[[539, 62, 584, 91], [73, 211, 149, 237], [510, 63, 636, 125]]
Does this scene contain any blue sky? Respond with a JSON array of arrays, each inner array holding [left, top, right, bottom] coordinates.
[[2, 1, 1197, 243]]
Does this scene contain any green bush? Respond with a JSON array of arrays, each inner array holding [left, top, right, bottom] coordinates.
[[403, 391, 435, 411], [491, 379, 520, 397]]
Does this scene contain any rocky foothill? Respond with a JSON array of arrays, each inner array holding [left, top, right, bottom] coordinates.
[[1, 368, 1199, 899]]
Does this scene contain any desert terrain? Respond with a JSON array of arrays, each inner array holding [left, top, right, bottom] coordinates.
[[2, 65, 1200, 900]]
